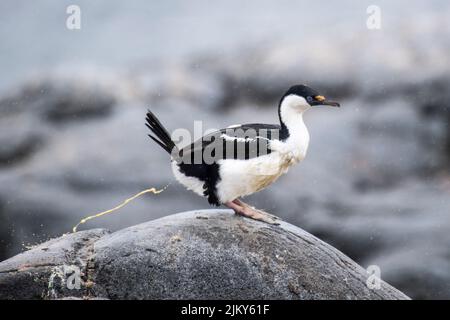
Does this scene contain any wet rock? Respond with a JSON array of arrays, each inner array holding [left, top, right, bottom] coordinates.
[[0, 229, 109, 299], [0, 210, 409, 300]]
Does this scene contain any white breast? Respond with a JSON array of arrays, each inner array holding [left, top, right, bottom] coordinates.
[[215, 138, 308, 203]]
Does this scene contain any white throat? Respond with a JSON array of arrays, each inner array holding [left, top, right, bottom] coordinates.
[[276, 96, 311, 161]]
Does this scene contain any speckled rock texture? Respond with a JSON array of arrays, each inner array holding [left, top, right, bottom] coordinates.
[[0, 210, 409, 300]]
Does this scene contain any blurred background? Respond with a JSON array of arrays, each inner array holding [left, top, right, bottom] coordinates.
[[1, 0, 450, 299]]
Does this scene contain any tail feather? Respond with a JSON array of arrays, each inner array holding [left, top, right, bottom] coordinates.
[[145, 110, 176, 154]]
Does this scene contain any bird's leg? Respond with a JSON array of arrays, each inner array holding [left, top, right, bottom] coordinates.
[[233, 199, 280, 221], [224, 200, 244, 214], [224, 199, 279, 225]]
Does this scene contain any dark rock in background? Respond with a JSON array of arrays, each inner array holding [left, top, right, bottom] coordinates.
[[0, 211, 409, 300], [0, 77, 117, 122], [0, 115, 45, 167]]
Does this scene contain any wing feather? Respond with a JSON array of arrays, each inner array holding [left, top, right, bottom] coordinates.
[[177, 124, 281, 163]]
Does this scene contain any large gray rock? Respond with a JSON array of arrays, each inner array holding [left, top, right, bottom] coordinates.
[[0, 210, 408, 300]]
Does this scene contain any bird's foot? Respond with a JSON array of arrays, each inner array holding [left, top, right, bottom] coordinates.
[[233, 199, 281, 221], [225, 199, 280, 225], [237, 207, 280, 225]]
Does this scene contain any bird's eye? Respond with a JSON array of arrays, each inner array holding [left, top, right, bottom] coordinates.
[[306, 96, 314, 103]]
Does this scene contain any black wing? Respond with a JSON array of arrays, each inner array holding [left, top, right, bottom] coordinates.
[[175, 123, 281, 163]]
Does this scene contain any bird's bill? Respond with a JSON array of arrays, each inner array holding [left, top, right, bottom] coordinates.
[[319, 100, 340, 107], [312, 95, 340, 107]]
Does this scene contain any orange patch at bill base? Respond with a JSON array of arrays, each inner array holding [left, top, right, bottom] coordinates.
[[315, 95, 326, 102]]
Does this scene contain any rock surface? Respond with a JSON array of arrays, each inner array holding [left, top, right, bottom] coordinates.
[[0, 210, 408, 300]]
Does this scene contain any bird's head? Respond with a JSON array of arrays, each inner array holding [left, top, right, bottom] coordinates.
[[279, 84, 340, 113]]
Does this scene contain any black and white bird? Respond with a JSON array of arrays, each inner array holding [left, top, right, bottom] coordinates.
[[146, 84, 340, 224]]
